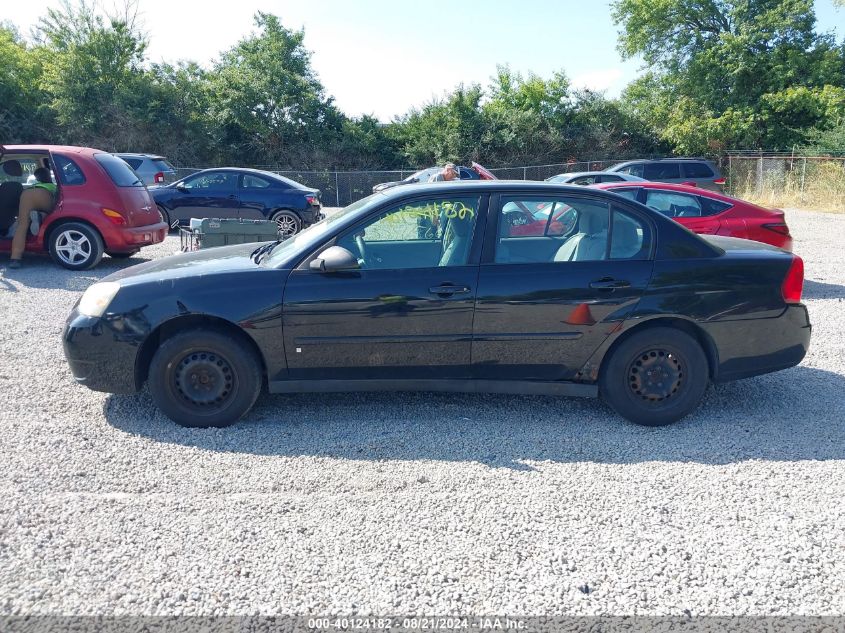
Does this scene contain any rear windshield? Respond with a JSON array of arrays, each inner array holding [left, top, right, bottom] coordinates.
[[95, 153, 143, 187], [153, 159, 175, 172]]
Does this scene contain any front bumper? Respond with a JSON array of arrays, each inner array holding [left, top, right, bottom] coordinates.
[[63, 309, 141, 394]]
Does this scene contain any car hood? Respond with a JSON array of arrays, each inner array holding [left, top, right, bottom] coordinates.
[[101, 242, 271, 286]]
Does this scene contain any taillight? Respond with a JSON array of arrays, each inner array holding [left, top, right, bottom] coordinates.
[[101, 208, 126, 225], [781, 255, 804, 304], [713, 178, 726, 185], [762, 222, 790, 236], [305, 195, 319, 205], [154, 172, 164, 184]]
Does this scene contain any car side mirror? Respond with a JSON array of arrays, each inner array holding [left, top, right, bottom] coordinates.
[[310, 246, 360, 272], [176, 184, 188, 193]]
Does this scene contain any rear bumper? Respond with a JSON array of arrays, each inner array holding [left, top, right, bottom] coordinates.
[[301, 205, 323, 225], [107, 221, 168, 250], [63, 309, 140, 394], [703, 304, 811, 383]]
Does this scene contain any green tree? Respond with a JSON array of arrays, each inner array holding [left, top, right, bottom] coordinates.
[[0, 25, 51, 142], [206, 12, 344, 167]]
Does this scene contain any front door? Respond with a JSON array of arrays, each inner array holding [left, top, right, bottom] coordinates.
[[283, 194, 487, 380], [168, 170, 239, 225], [473, 193, 654, 381]]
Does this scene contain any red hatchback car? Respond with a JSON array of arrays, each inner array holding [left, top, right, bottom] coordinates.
[[0, 145, 168, 269], [592, 181, 793, 251]]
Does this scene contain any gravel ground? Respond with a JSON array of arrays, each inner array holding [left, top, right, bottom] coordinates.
[[0, 209, 844, 617]]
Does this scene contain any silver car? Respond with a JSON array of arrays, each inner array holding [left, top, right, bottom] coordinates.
[[545, 171, 646, 185], [607, 158, 725, 192], [115, 153, 177, 186]]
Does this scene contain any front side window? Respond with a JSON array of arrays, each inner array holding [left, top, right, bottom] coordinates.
[[617, 164, 644, 177], [644, 190, 702, 217], [182, 171, 237, 191], [570, 175, 599, 185], [53, 154, 86, 185], [644, 162, 681, 179], [336, 196, 481, 270]]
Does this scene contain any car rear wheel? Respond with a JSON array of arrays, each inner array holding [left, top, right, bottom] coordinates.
[[48, 222, 104, 270], [157, 205, 173, 231], [271, 210, 301, 238], [599, 326, 708, 426], [148, 328, 262, 428]]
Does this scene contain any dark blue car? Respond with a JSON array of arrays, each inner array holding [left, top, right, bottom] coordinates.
[[151, 168, 322, 236]]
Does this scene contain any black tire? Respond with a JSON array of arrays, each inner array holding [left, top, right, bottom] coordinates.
[[157, 205, 174, 232], [48, 221, 104, 270], [106, 251, 138, 259], [271, 210, 302, 238], [599, 326, 709, 427], [148, 328, 263, 428]]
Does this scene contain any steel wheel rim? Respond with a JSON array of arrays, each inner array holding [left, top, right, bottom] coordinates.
[[55, 230, 92, 266], [275, 214, 298, 237], [173, 351, 236, 411], [627, 348, 683, 404]]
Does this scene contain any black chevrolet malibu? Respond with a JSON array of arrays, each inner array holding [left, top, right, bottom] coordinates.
[[63, 182, 811, 428]]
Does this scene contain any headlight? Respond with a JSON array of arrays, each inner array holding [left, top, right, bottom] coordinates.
[[77, 282, 121, 317]]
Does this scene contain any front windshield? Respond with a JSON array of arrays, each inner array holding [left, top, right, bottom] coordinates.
[[264, 192, 384, 266]]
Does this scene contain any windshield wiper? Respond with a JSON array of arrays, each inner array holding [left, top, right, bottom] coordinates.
[[250, 239, 281, 264]]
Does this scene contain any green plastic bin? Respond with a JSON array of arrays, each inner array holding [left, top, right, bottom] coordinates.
[[180, 218, 279, 251]]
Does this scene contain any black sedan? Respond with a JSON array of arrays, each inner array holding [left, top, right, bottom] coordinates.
[[64, 181, 810, 428], [151, 168, 322, 237]]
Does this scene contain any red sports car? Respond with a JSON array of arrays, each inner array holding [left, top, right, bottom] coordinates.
[[591, 181, 792, 251]]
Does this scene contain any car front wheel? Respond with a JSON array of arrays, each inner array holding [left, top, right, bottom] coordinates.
[[271, 210, 302, 238], [599, 326, 709, 426], [148, 328, 263, 428], [48, 222, 104, 270]]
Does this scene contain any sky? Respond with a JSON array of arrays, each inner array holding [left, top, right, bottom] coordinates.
[[6, 0, 845, 121]]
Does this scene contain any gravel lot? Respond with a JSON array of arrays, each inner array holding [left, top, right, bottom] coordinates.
[[0, 209, 843, 617]]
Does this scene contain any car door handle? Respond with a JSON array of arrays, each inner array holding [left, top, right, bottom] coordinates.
[[429, 284, 470, 296], [589, 277, 631, 290], [227, 194, 237, 199]]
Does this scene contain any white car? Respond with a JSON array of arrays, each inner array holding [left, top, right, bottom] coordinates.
[[545, 171, 646, 185]]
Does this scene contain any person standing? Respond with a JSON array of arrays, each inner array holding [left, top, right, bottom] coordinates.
[[8, 168, 57, 269]]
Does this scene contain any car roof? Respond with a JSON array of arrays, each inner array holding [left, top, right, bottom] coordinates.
[[594, 180, 745, 204], [2, 144, 99, 155], [613, 157, 713, 164], [116, 153, 167, 160], [378, 179, 646, 200]]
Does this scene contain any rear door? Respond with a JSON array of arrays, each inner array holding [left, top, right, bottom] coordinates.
[[282, 193, 487, 380], [472, 192, 654, 381], [681, 161, 719, 190], [167, 170, 239, 224], [643, 161, 682, 184]]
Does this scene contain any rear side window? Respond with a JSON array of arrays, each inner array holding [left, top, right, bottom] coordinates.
[[600, 174, 625, 182], [153, 159, 175, 172], [95, 153, 143, 187], [682, 162, 715, 178], [700, 197, 732, 215], [240, 174, 272, 189], [644, 162, 681, 179], [120, 156, 143, 170], [53, 154, 86, 185], [610, 187, 640, 201], [644, 190, 702, 217]]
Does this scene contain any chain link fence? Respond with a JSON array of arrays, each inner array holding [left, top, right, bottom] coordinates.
[[173, 160, 625, 207], [725, 155, 845, 211]]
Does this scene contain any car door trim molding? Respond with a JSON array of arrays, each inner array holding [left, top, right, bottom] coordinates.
[[268, 378, 597, 398], [293, 334, 473, 345]]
